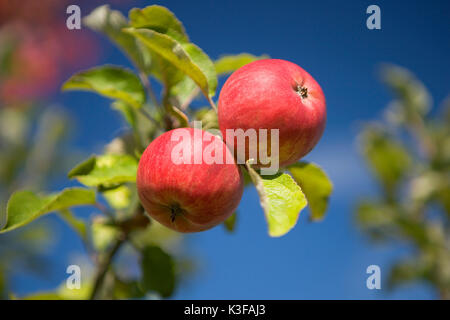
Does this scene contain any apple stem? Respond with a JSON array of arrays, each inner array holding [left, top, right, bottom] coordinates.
[[296, 85, 308, 99], [300, 86, 308, 99]]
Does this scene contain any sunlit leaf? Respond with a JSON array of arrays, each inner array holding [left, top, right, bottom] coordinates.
[[104, 134, 140, 157], [246, 161, 307, 237], [83, 5, 151, 72], [140, 245, 176, 297], [214, 53, 268, 75], [356, 201, 396, 229], [22, 293, 63, 300], [62, 66, 145, 109], [382, 65, 431, 119], [131, 221, 182, 253], [388, 258, 432, 288], [102, 185, 132, 210], [59, 209, 87, 239], [223, 212, 237, 233], [289, 162, 333, 221], [114, 278, 145, 300], [129, 5, 189, 43], [22, 281, 92, 300], [194, 107, 219, 130], [68, 154, 138, 187], [124, 28, 217, 99], [1, 188, 95, 233], [91, 216, 119, 252], [169, 76, 198, 107], [360, 126, 412, 193], [111, 100, 137, 129]]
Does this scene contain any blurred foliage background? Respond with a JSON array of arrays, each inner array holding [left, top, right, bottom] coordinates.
[[0, 1, 203, 300], [0, 0, 99, 298], [0, 0, 449, 300], [356, 66, 450, 299]]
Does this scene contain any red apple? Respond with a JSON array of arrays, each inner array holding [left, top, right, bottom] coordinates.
[[218, 59, 326, 168], [137, 128, 244, 232]]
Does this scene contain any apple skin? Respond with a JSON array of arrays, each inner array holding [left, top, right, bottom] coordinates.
[[137, 128, 244, 233], [218, 59, 326, 167]]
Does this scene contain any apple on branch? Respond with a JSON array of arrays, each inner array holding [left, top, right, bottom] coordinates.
[[137, 128, 244, 233], [218, 59, 326, 168]]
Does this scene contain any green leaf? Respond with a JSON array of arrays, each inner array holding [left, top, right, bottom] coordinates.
[[102, 185, 132, 210], [22, 293, 63, 300], [91, 216, 119, 252], [68, 154, 138, 187], [111, 100, 137, 129], [140, 245, 176, 297], [124, 28, 217, 98], [356, 201, 396, 229], [182, 43, 217, 97], [169, 76, 198, 107], [22, 281, 93, 300], [388, 258, 432, 288], [223, 212, 237, 233], [360, 126, 412, 193], [114, 279, 145, 300], [83, 5, 151, 72], [62, 66, 145, 109], [59, 209, 87, 239], [288, 162, 333, 221], [214, 53, 268, 75], [382, 65, 431, 119], [195, 107, 219, 130], [1, 188, 95, 234], [132, 220, 182, 253], [246, 161, 307, 237], [129, 5, 189, 43]]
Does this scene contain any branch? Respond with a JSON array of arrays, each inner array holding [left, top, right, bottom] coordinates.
[[180, 87, 200, 110], [207, 96, 218, 112], [89, 235, 126, 300]]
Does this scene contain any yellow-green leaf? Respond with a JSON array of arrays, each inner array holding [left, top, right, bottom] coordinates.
[[124, 28, 217, 98], [59, 209, 87, 239], [68, 154, 138, 187], [62, 66, 145, 109], [129, 5, 189, 43], [289, 162, 333, 221], [103, 185, 132, 210], [1, 188, 95, 234], [360, 126, 412, 193], [83, 5, 151, 73], [141, 245, 175, 297], [91, 216, 120, 252], [223, 212, 237, 233], [214, 53, 269, 75], [246, 161, 307, 237]]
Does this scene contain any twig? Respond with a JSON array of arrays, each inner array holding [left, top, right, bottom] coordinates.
[[89, 236, 126, 300], [407, 113, 436, 160], [95, 202, 115, 220], [180, 87, 200, 110], [207, 96, 218, 112], [138, 72, 159, 109]]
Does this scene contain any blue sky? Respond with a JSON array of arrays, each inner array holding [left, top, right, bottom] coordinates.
[[11, 0, 450, 299]]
